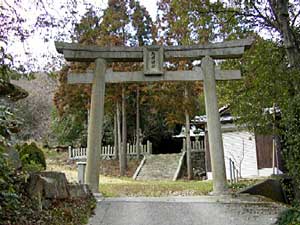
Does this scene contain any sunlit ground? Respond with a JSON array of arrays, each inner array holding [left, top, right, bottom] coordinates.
[[46, 157, 213, 197], [45, 149, 257, 197]]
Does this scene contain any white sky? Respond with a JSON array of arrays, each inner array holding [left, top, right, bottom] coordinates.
[[7, 0, 294, 72], [140, 0, 158, 20], [5, 0, 158, 72]]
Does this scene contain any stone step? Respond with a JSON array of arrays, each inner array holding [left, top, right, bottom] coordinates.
[[136, 153, 182, 181]]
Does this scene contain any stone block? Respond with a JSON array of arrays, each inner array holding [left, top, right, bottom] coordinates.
[[68, 184, 92, 199], [27, 171, 69, 200], [77, 161, 86, 184]]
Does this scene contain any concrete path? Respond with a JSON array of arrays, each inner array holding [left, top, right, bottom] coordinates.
[[89, 196, 285, 225]]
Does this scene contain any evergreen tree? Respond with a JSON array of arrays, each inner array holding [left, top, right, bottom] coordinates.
[[53, 0, 154, 176]]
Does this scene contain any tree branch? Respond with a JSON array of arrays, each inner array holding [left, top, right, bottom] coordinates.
[[291, 9, 300, 27], [250, 0, 280, 30]]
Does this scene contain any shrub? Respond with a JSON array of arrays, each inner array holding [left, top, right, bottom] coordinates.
[[276, 208, 300, 225], [19, 142, 46, 171], [0, 145, 22, 224], [50, 108, 87, 147], [1, 143, 97, 225], [279, 93, 300, 203]]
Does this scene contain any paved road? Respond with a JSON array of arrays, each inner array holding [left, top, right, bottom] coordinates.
[[89, 196, 285, 225]]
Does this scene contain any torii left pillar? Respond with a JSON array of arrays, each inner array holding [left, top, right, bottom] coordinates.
[[85, 58, 106, 192]]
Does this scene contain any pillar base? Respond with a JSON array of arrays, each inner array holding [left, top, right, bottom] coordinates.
[[209, 190, 230, 196]]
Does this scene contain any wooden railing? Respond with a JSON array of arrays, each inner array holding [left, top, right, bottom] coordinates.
[[69, 140, 152, 160], [182, 139, 205, 151]]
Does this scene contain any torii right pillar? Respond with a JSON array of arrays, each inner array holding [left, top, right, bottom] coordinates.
[[202, 56, 227, 194]]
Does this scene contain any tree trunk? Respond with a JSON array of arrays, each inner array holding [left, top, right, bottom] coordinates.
[[121, 86, 127, 175], [268, 0, 300, 202], [136, 86, 140, 159], [114, 112, 118, 160], [86, 109, 89, 147], [185, 86, 193, 180], [117, 100, 123, 175], [270, 0, 300, 70]]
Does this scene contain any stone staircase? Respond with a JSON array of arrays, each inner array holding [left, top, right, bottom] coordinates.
[[136, 153, 182, 180]]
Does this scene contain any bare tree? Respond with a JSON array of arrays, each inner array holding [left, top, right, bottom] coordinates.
[[120, 86, 127, 176], [136, 86, 141, 159], [185, 85, 193, 180]]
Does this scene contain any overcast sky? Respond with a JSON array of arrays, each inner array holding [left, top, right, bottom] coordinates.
[[7, 0, 158, 72], [140, 0, 158, 19]]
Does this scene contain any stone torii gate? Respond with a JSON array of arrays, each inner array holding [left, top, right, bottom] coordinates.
[[55, 39, 253, 194]]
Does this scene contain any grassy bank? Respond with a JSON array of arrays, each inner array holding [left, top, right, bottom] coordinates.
[[99, 176, 213, 197]]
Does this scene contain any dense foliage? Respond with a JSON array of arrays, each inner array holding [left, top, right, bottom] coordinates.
[[0, 73, 95, 224], [0, 146, 22, 224], [0, 143, 96, 225], [281, 93, 300, 202], [0, 105, 22, 143], [276, 208, 300, 225], [218, 38, 289, 134], [50, 108, 88, 146]]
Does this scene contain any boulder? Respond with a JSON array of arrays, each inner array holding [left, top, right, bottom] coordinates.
[[27, 171, 69, 200]]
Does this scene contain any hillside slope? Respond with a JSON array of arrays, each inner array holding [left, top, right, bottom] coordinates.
[[11, 73, 57, 142]]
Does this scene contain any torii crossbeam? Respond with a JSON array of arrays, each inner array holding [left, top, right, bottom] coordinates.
[[55, 39, 253, 194], [56, 39, 253, 62], [68, 67, 241, 83]]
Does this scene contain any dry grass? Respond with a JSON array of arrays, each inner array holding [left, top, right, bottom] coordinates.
[[44, 148, 78, 182], [47, 163, 78, 183]]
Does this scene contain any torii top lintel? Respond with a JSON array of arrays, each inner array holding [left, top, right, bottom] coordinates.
[[55, 38, 254, 62]]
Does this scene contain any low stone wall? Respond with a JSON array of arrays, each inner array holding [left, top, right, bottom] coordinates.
[[180, 150, 206, 180], [191, 150, 206, 179]]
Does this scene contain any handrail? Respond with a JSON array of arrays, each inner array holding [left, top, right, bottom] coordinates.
[[229, 158, 239, 183], [133, 156, 146, 180], [173, 151, 186, 181]]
